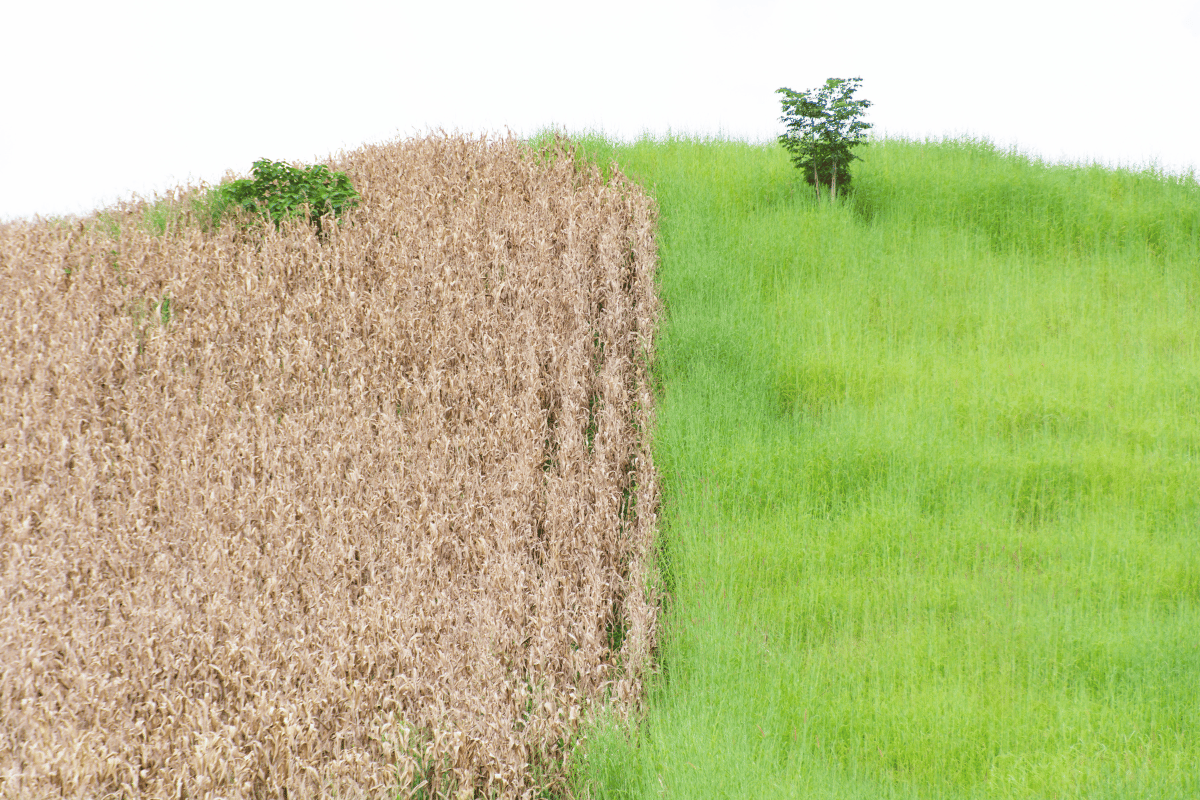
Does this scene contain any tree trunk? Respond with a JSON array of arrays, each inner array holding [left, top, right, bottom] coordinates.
[[831, 158, 839, 201]]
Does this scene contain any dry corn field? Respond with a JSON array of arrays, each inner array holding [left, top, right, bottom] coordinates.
[[0, 134, 661, 799]]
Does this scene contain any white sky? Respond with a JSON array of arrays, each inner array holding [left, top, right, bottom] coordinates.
[[3, 0, 1198, 222]]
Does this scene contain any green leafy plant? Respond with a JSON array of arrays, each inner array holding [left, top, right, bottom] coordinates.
[[214, 158, 360, 236], [777, 77, 873, 200]]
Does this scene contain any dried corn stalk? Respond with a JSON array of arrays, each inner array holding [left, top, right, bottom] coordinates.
[[0, 133, 660, 799]]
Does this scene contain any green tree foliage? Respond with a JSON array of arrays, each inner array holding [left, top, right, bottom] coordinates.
[[777, 77, 873, 200], [215, 159, 360, 236]]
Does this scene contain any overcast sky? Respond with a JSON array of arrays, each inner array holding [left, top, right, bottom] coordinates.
[[4, 0, 1198, 222]]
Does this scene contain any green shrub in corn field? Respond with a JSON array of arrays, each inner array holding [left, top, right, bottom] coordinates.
[[214, 158, 360, 236]]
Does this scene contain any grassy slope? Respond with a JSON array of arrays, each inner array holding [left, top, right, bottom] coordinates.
[[562, 134, 1200, 799]]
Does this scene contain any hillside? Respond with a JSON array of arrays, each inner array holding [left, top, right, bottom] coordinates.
[[564, 134, 1200, 800], [3, 130, 1197, 800]]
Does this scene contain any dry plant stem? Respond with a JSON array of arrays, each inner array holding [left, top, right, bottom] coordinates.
[[0, 134, 661, 799]]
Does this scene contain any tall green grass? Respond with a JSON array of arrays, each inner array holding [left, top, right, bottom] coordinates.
[[562, 133, 1200, 799]]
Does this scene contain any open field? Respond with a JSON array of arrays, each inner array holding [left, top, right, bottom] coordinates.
[[561, 135, 1200, 799], [3, 128, 1198, 799], [0, 134, 661, 799]]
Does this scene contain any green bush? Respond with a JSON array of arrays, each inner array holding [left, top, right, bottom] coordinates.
[[214, 158, 360, 236], [777, 77, 873, 200]]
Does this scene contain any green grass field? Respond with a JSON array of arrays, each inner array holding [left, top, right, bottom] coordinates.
[[556, 134, 1200, 799]]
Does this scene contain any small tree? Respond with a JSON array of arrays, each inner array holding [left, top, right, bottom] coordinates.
[[777, 77, 873, 200], [214, 159, 360, 237]]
